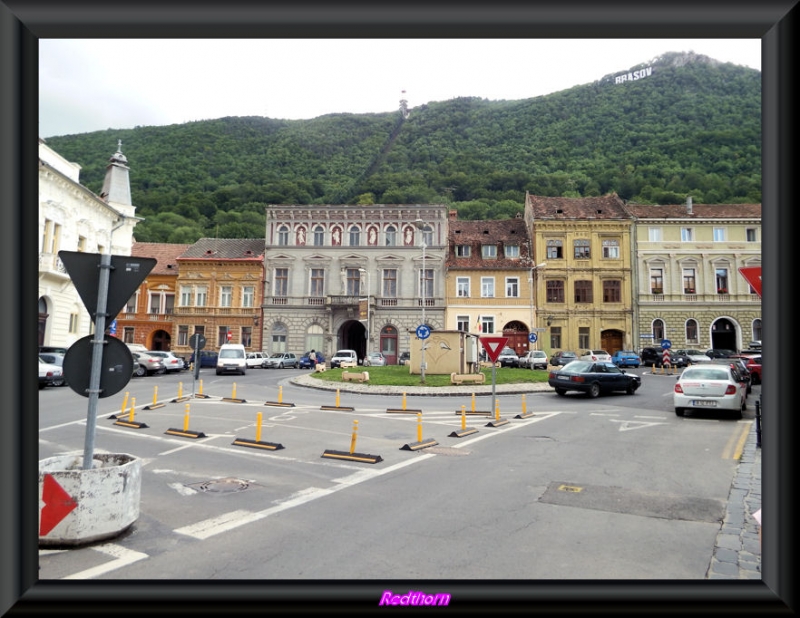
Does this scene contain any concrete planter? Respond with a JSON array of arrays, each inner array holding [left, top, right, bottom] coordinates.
[[38, 453, 141, 547]]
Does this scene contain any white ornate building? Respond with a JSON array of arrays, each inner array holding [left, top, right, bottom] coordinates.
[[38, 138, 140, 348]]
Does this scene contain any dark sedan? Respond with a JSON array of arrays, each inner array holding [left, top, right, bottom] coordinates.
[[548, 360, 641, 398], [549, 350, 578, 367]]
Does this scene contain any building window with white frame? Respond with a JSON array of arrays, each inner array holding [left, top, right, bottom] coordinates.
[[681, 227, 694, 242], [242, 286, 254, 308], [650, 268, 664, 294], [349, 225, 361, 246], [125, 292, 138, 313], [219, 286, 232, 308], [746, 228, 757, 242], [686, 319, 698, 343], [715, 267, 729, 293], [481, 277, 495, 298], [241, 326, 252, 348], [456, 277, 470, 298], [546, 239, 563, 259], [652, 319, 665, 343], [506, 277, 519, 298], [68, 312, 79, 334], [455, 245, 471, 257], [481, 244, 497, 259], [505, 244, 520, 258], [385, 225, 396, 246], [277, 225, 289, 246], [752, 318, 762, 341], [457, 315, 470, 332], [123, 327, 134, 344], [578, 327, 590, 349], [573, 239, 590, 259], [313, 225, 325, 246], [713, 227, 726, 242], [271, 323, 287, 352], [179, 286, 192, 307], [550, 326, 561, 349], [310, 269, 325, 297], [195, 286, 208, 307], [648, 227, 662, 242], [178, 325, 189, 346], [275, 269, 288, 297], [479, 316, 495, 334], [602, 239, 620, 259], [683, 268, 697, 294], [382, 269, 397, 298]]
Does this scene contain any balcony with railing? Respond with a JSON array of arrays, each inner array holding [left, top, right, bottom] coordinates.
[[263, 295, 442, 309], [38, 252, 68, 276]]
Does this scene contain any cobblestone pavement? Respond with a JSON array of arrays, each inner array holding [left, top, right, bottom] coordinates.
[[293, 374, 762, 579]]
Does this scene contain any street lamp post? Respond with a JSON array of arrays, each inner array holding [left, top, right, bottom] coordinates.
[[358, 268, 371, 354], [414, 219, 428, 384]]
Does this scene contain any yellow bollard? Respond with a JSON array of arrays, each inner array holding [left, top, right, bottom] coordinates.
[[416, 413, 423, 443], [471, 392, 476, 412], [521, 394, 527, 416], [255, 412, 263, 443], [128, 397, 136, 422], [232, 382, 237, 399], [336, 389, 341, 408], [120, 391, 130, 417], [349, 419, 359, 454], [278, 385, 283, 404], [402, 392, 407, 410], [199, 379, 204, 395], [461, 405, 467, 430], [177, 382, 183, 399], [151, 385, 159, 407], [183, 403, 190, 432], [495, 399, 501, 421]]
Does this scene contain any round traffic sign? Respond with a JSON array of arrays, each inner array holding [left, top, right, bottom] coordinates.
[[226, 331, 233, 341], [189, 333, 206, 350], [62, 335, 134, 399], [661, 339, 672, 350], [416, 325, 431, 340], [528, 332, 538, 343]]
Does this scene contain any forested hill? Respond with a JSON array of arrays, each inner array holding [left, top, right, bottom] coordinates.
[[43, 51, 761, 244]]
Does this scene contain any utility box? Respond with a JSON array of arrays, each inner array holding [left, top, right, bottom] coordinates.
[[408, 330, 481, 375]]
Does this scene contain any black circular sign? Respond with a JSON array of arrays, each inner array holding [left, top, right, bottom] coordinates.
[[62, 335, 134, 398], [189, 333, 206, 350]]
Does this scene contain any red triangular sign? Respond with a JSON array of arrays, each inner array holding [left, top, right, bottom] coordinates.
[[480, 336, 509, 363], [40, 473, 78, 536], [738, 266, 762, 298]]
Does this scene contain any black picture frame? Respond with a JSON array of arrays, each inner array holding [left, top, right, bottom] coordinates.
[[4, 0, 794, 614]]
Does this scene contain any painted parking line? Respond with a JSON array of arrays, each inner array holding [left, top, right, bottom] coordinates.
[[61, 543, 149, 580]]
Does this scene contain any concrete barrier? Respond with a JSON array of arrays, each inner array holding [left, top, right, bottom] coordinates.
[[450, 372, 486, 385], [342, 370, 370, 383], [315, 362, 327, 372], [339, 360, 358, 368]]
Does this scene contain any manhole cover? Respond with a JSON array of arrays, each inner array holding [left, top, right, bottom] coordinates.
[[193, 478, 251, 493]]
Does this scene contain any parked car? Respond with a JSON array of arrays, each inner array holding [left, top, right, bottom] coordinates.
[[190, 350, 218, 368], [38, 357, 64, 389], [216, 343, 248, 375], [579, 349, 612, 363], [667, 350, 691, 368], [39, 345, 69, 355], [736, 355, 762, 385], [518, 350, 549, 370], [38, 352, 67, 386], [330, 349, 358, 368], [398, 351, 410, 365], [674, 349, 710, 364], [146, 350, 186, 373], [497, 347, 520, 367], [712, 358, 753, 394], [131, 352, 166, 377], [363, 351, 387, 367], [673, 364, 746, 419], [549, 350, 578, 367], [298, 351, 325, 369], [640, 347, 667, 367], [246, 351, 269, 369], [548, 360, 641, 398], [705, 348, 738, 359], [263, 352, 299, 369], [611, 350, 640, 368]]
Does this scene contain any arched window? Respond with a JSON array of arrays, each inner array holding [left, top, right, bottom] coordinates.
[[752, 318, 762, 342], [306, 323, 324, 353], [270, 322, 287, 352], [313, 225, 325, 246], [277, 225, 289, 246], [349, 225, 361, 246], [385, 225, 396, 246], [685, 318, 698, 344], [652, 319, 665, 343]]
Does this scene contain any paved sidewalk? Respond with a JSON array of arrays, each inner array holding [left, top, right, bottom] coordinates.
[[706, 418, 762, 579]]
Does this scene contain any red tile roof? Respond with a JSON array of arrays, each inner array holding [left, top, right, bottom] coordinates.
[[447, 217, 531, 269], [131, 242, 191, 275]]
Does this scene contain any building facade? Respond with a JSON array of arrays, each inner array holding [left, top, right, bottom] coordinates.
[[444, 212, 535, 357], [261, 204, 449, 364], [38, 139, 140, 348], [524, 193, 636, 356], [624, 198, 762, 351]]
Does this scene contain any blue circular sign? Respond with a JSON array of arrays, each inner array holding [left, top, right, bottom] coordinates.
[[416, 325, 431, 340], [660, 339, 672, 350], [528, 332, 538, 343]]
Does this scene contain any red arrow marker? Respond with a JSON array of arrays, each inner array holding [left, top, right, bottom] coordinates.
[[40, 473, 78, 536]]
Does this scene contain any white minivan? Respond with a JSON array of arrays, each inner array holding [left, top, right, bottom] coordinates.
[[216, 343, 247, 375]]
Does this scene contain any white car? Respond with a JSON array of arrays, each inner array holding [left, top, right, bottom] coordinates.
[[673, 364, 746, 419], [146, 350, 186, 373], [246, 351, 269, 368], [330, 349, 358, 368], [363, 352, 387, 367], [580, 349, 612, 362], [518, 350, 549, 369], [39, 357, 64, 389]]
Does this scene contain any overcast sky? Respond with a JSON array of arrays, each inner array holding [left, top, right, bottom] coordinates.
[[39, 38, 761, 138]]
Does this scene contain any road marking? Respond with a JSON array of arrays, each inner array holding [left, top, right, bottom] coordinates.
[[722, 421, 752, 460], [61, 544, 148, 580], [609, 419, 667, 431]]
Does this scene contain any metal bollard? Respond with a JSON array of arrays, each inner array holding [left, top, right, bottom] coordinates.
[[755, 394, 762, 448]]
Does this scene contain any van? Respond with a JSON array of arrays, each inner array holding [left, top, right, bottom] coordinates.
[[330, 349, 358, 368], [216, 343, 247, 375]]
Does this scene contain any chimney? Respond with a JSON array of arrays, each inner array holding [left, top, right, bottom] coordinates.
[[449, 209, 458, 220], [686, 196, 693, 214]]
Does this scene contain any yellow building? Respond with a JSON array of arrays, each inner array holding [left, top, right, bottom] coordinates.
[[524, 193, 635, 355]]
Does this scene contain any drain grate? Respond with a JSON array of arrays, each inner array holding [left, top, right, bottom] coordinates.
[[191, 477, 251, 493]]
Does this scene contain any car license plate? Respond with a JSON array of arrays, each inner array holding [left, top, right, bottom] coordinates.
[[691, 400, 717, 407], [558, 375, 570, 380]]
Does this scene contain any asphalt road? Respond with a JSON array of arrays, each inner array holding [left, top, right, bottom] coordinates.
[[38, 366, 757, 587]]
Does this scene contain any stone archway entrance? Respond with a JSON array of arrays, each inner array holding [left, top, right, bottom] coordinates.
[[710, 318, 738, 351], [150, 329, 172, 351]]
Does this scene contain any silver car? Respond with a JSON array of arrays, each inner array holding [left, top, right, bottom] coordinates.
[[363, 352, 387, 367], [263, 352, 299, 369]]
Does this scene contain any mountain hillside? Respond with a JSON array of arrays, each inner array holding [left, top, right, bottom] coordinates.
[[42, 52, 761, 243]]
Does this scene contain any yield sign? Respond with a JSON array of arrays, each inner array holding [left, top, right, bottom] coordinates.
[[40, 474, 78, 536], [480, 336, 509, 363], [738, 266, 762, 298]]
